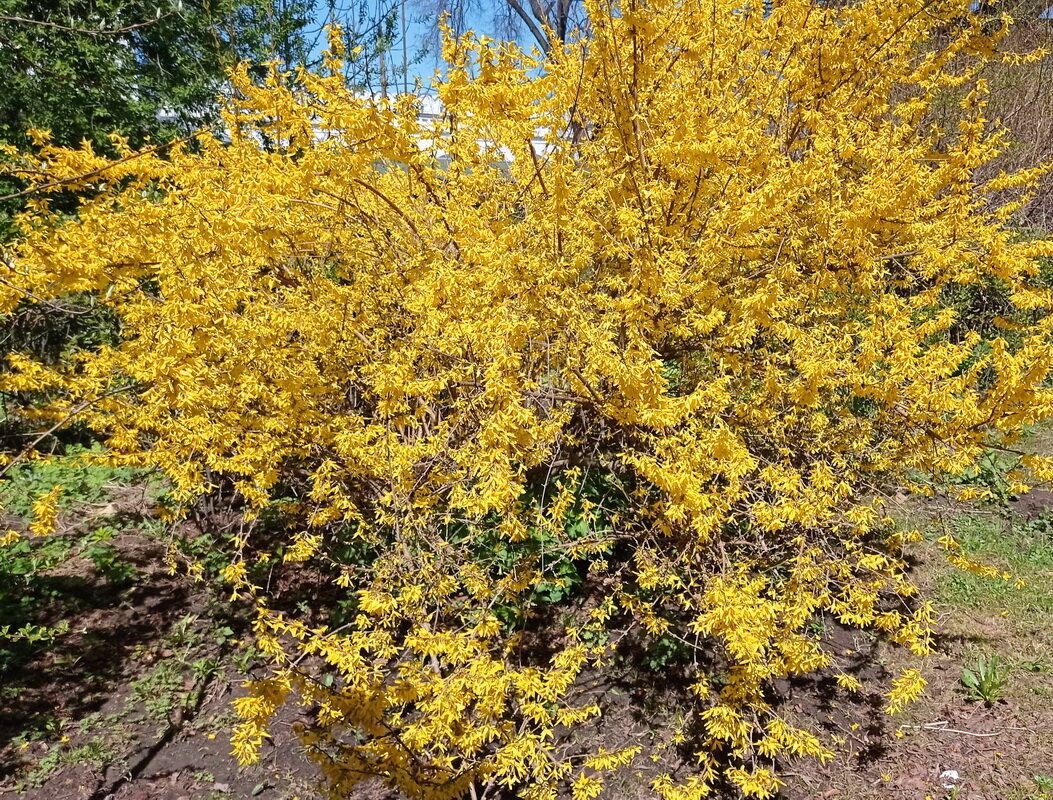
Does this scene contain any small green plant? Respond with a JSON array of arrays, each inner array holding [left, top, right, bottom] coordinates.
[[131, 659, 185, 722], [949, 448, 1019, 504], [1028, 774, 1053, 800], [645, 633, 690, 672], [960, 652, 1010, 702], [0, 443, 166, 670], [231, 641, 262, 674]]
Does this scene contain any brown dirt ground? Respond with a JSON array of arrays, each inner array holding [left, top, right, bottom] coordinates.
[[0, 490, 325, 800], [2, 487, 1052, 800]]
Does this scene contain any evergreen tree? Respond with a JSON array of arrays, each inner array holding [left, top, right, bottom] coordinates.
[[0, 0, 311, 232]]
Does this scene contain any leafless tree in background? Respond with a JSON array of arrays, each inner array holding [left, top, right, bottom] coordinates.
[[980, 1, 1053, 230]]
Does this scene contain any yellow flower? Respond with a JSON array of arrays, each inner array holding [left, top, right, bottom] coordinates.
[[3, 3, 1049, 799]]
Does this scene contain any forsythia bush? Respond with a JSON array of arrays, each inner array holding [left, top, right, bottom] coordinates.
[[3, 0, 1053, 796]]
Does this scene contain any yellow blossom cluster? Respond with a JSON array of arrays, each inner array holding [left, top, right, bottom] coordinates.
[[28, 484, 62, 537], [2, 0, 1053, 796]]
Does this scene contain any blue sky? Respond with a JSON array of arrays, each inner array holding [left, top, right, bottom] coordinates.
[[304, 0, 541, 92]]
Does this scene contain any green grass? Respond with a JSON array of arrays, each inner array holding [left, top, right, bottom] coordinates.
[[21, 738, 126, 788], [0, 444, 165, 671], [931, 509, 1053, 687], [936, 513, 1053, 614], [0, 442, 157, 515]]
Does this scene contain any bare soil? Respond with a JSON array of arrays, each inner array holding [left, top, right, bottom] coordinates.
[[2, 489, 1051, 800]]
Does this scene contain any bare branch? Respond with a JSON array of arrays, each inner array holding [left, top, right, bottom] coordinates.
[[502, 0, 550, 52], [0, 12, 175, 36], [0, 131, 204, 203]]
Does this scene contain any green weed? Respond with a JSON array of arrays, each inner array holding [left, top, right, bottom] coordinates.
[[131, 659, 185, 722], [960, 652, 1011, 702], [21, 737, 124, 788], [0, 442, 154, 516], [644, 633, 690, 672]]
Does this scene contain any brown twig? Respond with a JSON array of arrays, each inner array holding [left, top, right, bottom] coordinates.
[[898, 720, 1030, 737], [349, 178, 422, 239], [0, 273, 98, 315], [0, 12, 174, 36], [0, 386, 134, 478], [0, 132, 203, 203]]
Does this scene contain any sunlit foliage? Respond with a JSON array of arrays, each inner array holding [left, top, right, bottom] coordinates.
[[2, 0, 1053, 797]]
